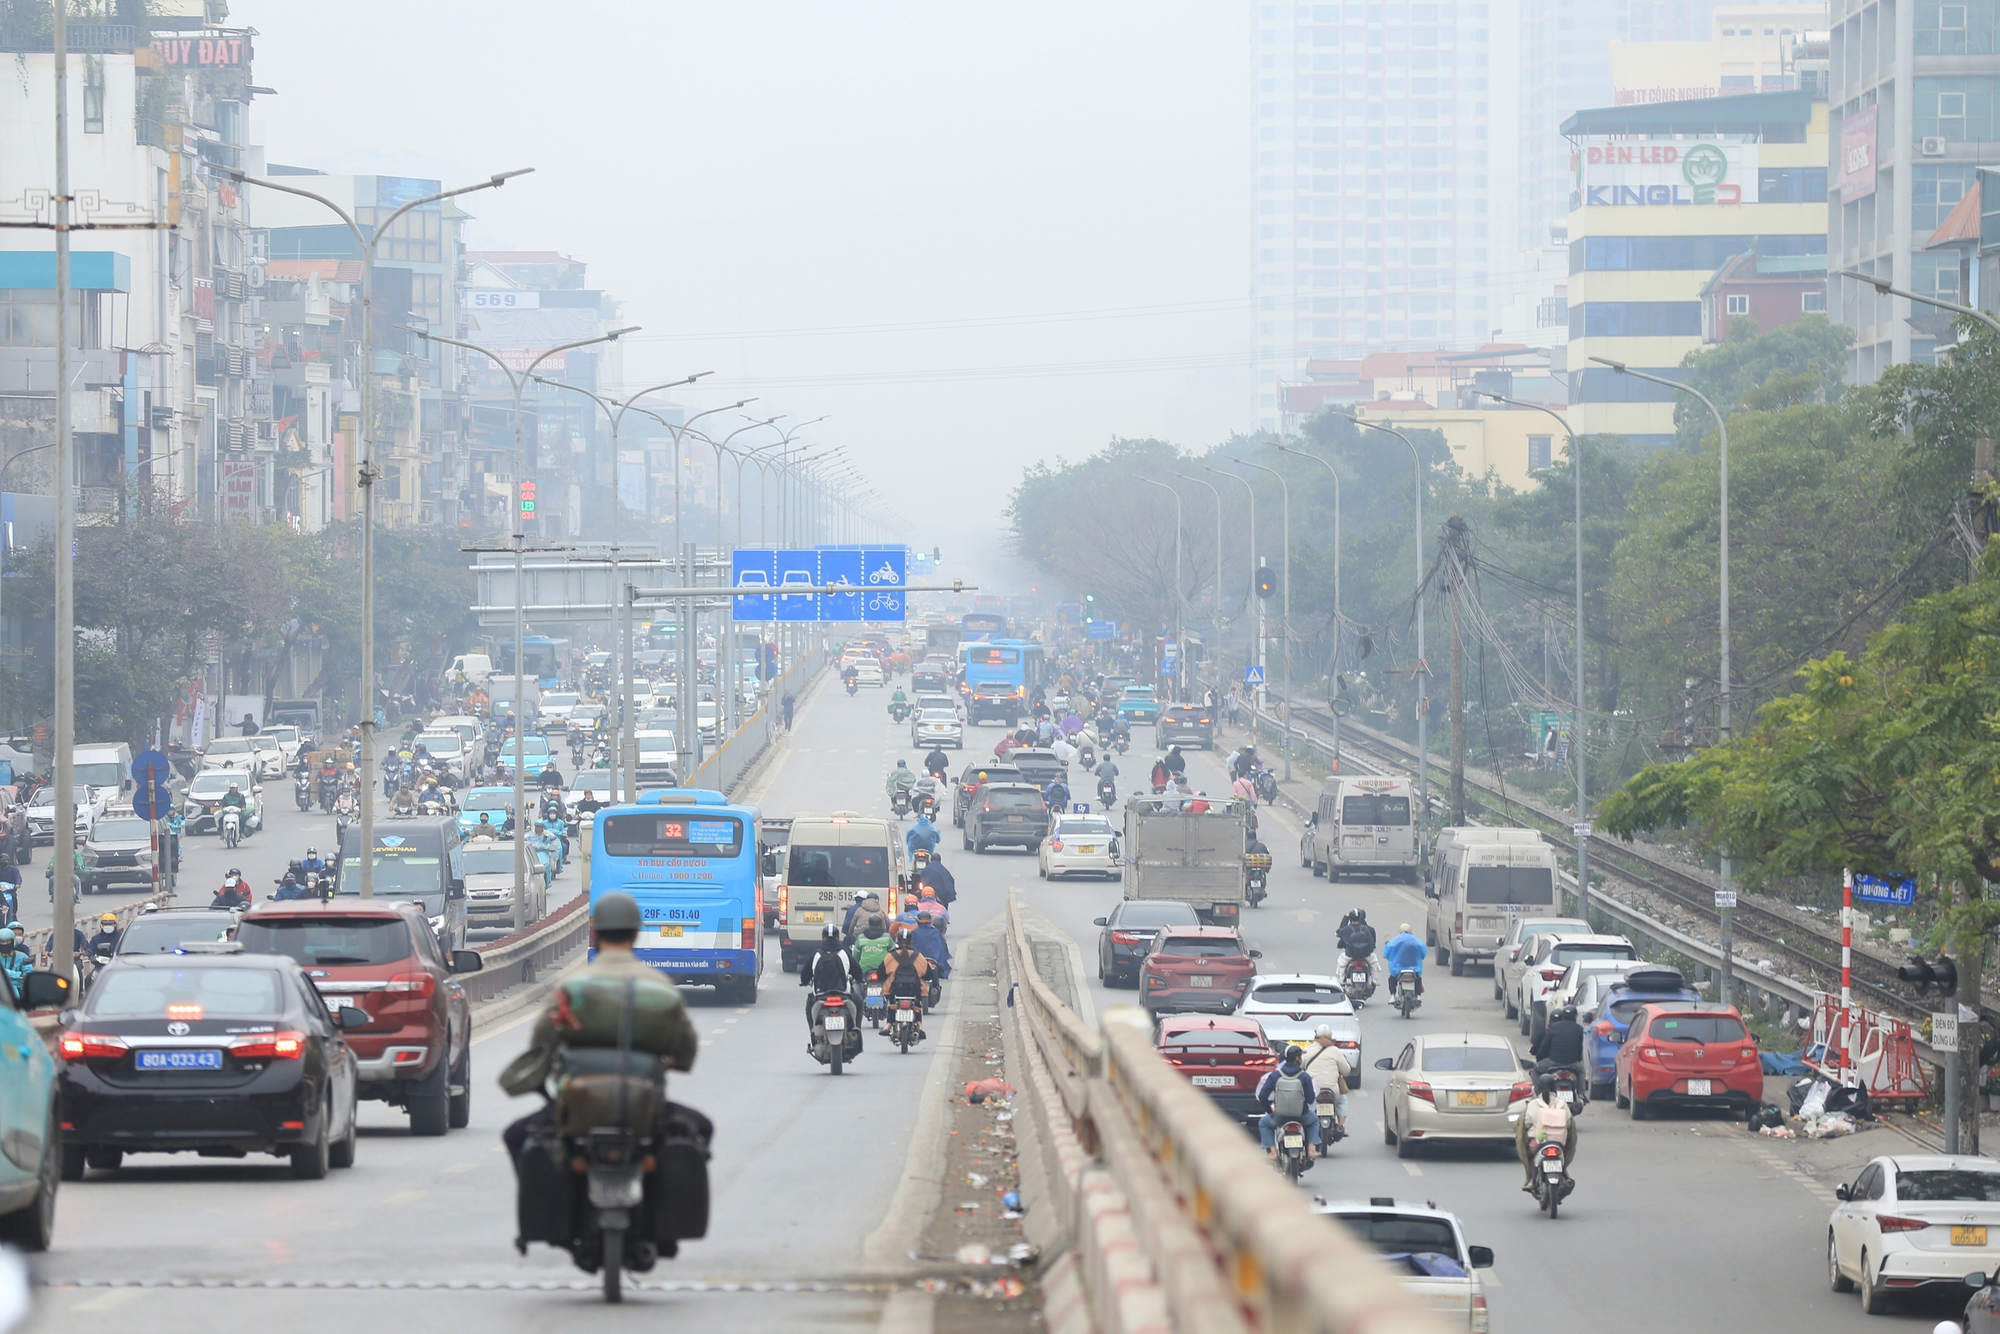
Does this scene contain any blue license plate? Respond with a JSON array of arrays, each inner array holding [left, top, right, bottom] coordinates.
[[135, 1049, 223, 1071]]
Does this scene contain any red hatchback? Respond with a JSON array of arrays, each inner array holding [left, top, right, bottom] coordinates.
[[1140, 926, 1260, 1016], [1157, 1015, 1276, 1119], [1614, 1003, 1759, 1119]]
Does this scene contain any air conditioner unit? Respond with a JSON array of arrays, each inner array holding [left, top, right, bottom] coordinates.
[[1922, 137, 1948, 156]]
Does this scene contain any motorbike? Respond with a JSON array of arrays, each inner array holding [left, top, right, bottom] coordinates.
[[220, 807, 242, 849], [887, 993, 923, 1053], [1392, 968, 1422, 1019], [890, 789, 911, 821], [888, 701, 911, 723], [1078, 741, 1096, 769], [210, 877, 252, 911], [1244, 850, 1271, 908], [418, 795, 448, 817], [862, 972, 887, 1030], [1274, 1118, 1312, 1183], [1529, 1137, 1574, 1218], [1255, 769, 1280, 805], [915, 793, 939, 823], [1097, 776, 1117, 807], [1317, 1092, 1346, 1150], [809, 993, 862, 1075], [317, 778, 338, 813], [1340, 954, 1376, 1007], [844, 679, 859, 697], [294, 774, 313, 812], [1112, 731, 1129, 755], [1543, 1064, 1586, 1114]]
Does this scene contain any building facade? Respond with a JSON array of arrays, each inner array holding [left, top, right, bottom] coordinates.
[[1562, 89, 1828, 442]]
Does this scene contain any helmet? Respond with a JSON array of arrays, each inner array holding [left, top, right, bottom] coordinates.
[[590, 892, 643, 933], [896, 759, 907, 768], [1557, 1005, 1578, 1024], [1535, 1073, 1558, 1095], [99, 912, 116, 924], [854, 891, 869, 903], [1353, 909, 1366, 922], [1313, 1023, 1334, 1040], [306, 846, 317, 856], [288, 859, 303, 869], [822, 924, 842, 942], [1283, 1044, 1305, 1065], [227, 867, 241, 876]]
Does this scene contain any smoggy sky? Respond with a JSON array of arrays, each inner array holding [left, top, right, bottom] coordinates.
[[229, 0, 1250, 585]]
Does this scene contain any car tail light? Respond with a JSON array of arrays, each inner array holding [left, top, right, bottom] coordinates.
[[229, 1030, 307, 1060], [1509, 1080, 1534, 1103], [1642, 1047, 1657, 1059], [1471, 1293, 1490, 1334], [386, 972, 437, 998], [58, 1033, 128, 1061], [1540, 968, 1566, 981], [778, 883, 790, 926], [1877, 1215, 1932, 1234], [1246, 1054, 1277, 1067], [1147, 976, 1166, 988], [1050, 840, 1063, 851], [1334, 1040, 1359, 1051], [1111, 931, 1142, 946], [1408, 1080, 1435, 1104], [1741, 1047, 1756, 1059], [1454, 912, 1463, 936]]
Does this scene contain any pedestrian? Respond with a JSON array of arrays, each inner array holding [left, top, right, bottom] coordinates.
[[782, 691, 796, 730]]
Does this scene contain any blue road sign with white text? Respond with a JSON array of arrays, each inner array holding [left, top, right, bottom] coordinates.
[[1087, 620, 1116, 640], [1853, 874, 1917, 906], [728, 547, 909, 622]]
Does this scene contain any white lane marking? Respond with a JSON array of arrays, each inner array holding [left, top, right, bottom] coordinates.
[[382, 1189, 430, 1205], [1401, 1161, 1424, 1177], [472, 1007, 541, 1045], [73, 1290, 146, 1312], [441, 1162, 480, 1174]]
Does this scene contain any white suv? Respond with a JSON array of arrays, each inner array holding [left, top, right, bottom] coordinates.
[[1515, 934, 1638, 1040]]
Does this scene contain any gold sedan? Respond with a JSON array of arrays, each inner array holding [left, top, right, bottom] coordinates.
[[1376, 1033, 1532, 1160]]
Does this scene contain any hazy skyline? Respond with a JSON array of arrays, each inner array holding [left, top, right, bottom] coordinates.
[[230, 1, 1251, 580]]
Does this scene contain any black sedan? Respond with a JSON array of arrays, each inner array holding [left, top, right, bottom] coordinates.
[[964, 782, 1052, 854], [57, 952, 365, 1180], [1093, 899, 1201, 987]]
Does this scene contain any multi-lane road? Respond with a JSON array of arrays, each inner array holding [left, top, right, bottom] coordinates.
[[18, 681, 1959, 1332]]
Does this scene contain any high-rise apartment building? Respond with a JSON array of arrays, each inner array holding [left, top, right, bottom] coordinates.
[[1827, 0, 1996, 379], [1251, 1, 1496, 430]]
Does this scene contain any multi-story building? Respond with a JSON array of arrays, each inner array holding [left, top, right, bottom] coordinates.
[[1562, 88, 1828, 442], [1250, 1, 1497, 429], [1827, 0, 2000, 378]]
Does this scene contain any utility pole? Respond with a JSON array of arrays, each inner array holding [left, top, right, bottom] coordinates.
[[51, 0, 75, 981], [1444, 516, 1469, 825]]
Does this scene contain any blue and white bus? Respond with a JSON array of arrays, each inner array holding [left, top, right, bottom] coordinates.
[[588, 789, 764, 1003], [959, 638, 1047, 724]]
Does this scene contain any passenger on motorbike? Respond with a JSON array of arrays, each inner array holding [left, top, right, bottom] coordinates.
[[880, 930, 935, 1039], [1255, 1045, 1324, 1159], [905, 813, 941, 858], [1148, 757, 1172, 791], [1044, 776, 1070, 811], [272, 871, 312, 901], [1381, 922, 1425, 996], [805, 924, 863, 1025], [1299, 1024, 1353, 1135], [910, 911, 951, 979], [1337, 909, 1377, 964], [1515, 1072, 1578, 1190], [1162, 745, 1185, 778], [213, 868, 252, 910], [912, 771, 941, 809], [885, 760, 917, 804]]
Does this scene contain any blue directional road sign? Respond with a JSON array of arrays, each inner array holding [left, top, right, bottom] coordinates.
[[131, 748, 173, 821], [1854, 874, 1917, 906], [860, 546, 906, 623], [1087, 620, 1116, 641], [731, 549, 777, 621], [818, 547, 865, 622], [775, 548, 819, 623], [1243, 664, 1266, 686]]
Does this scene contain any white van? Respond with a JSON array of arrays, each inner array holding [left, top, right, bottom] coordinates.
[[776, 812, 904, 975], [72, 742, 134, 806], [1426, 828, 1559, 975], [1305, 776, 1419, 881], [448, 652, 494, 688]]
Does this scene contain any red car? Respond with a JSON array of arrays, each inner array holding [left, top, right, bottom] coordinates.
[[1614, 1002, 1759, 1119], [1140, 926, 1261, 1016], [1157, 1015, 1276, 1119], [237, 900, 482, 1136]]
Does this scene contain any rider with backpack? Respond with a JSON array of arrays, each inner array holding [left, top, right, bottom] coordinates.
[[1254, 1044, 1324, 1160]]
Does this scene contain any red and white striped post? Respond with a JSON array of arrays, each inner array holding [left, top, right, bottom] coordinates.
[[1838, 867, 1853, 1081]]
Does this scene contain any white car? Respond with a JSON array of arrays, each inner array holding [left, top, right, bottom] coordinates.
[[912, 708, 964, 750], [260, 724, 308, 768], [1314, 1198, 1493, 1331], [1037, 812, 1119, 880], [1543, 958, 1644, 1023], [1234, 974, 1363, 1080], [200, 735, 281, 781], [1494, 916, 1590, 1005], [853, 660, 884, 688], [916, 692, 958, 717], [539, 692, 582, 727], [1830, 1155, 2000, 1314], [1516, 934, 1638, 1039]]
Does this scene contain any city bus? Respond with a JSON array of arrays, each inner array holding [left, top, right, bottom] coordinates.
[[494, 634, 569, 688], [959, 638, 1047, 724], [588, 788, 763, 1003], [961, 611, 1008, 642]]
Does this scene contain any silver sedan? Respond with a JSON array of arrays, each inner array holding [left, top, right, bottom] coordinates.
[[911, 708, 963, 749], [1376, 1032, 1530, 1159]]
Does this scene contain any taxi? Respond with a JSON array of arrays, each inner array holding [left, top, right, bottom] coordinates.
[[1037, 811, 1119, 880]]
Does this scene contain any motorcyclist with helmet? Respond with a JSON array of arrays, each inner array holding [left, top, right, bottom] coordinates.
[[1529, 1003, 1590, 1101], [1336, 909, 1377, 992], [300, 846, 328, 887], [879, 925, 936, 1041], [1381, 921, 1425, 997], [923, 748, 951, 783], [213, 867, 252, 910], [1254, 1044, 1324, 1160], [885, 759, 917, 807]]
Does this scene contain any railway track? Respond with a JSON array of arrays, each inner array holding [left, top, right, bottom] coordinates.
[[1274, 699, 1985, 1031]]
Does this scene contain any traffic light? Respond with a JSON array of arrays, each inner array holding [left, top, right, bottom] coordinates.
[[519, 479, 538, 520], [1898, 955, 1959, 997], [1254, 566, 1278, 599]]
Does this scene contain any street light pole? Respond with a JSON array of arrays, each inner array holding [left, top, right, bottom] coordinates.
[[1274, 444, 1342, 772], [1138, 478, 1184, 701], [1337, 413, 1428, 851], [1199, 464, 1258, 710], [531, 373, 709, 802], [413, 325, 638, 927], [232, 165, 533, 903], [1591, 356, 1731, 1000], [1231, 458, 1292, 781], [662, 400, 752, 770], [1478, 391, 1589, 921], [1172, 471, 1224, 689], [1837, 268, 2000, 339]]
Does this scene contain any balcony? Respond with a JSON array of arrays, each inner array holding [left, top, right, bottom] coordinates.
[[0, 23, 135, 52]]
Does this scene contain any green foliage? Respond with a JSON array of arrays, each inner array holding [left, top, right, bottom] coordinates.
[[1674, 315, 1853, 449], [1857, 319, 2000, 519]]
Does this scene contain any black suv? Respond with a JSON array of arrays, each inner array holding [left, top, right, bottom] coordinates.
[[1157, 704, 1215, 750], [963, 782, 1051, 854], [952, 762, 1023, 828]]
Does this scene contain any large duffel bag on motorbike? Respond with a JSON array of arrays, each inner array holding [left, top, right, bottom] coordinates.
[[552, 1047, 667, 1136], [510, 1110, 576, 1246], [649, 1101, 714, 1242], [550, 973, 689, 1054]]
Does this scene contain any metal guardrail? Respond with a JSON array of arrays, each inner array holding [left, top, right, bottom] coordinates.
[[460, 889, 591, 1004], [1005, 891, 1449, 1334]]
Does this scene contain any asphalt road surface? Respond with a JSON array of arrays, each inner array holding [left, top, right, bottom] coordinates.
[[19, 690, 1965, 1332]]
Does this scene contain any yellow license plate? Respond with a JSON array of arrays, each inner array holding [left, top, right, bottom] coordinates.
[[1954, 1226, 1988, 1246], [657, 925, 684, 938], [800, 911, 826, 923], [1079, 846, 1097, 853], [1454, 1091, 1489, 1107]]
